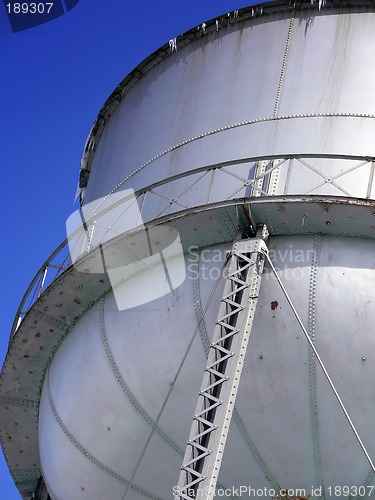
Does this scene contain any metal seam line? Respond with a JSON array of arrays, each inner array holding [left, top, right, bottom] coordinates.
[[53, 154, 374, 251], [264, 250, 375, 474], [80, 1, 375, 170], [131, 153, 373, 203], [183, 257, 237, 500], [90, 112, 375, 205], [191, 247, 211, 356], [231, 411, 281, 493], [9, 468, 40, 479], [13, 157, 375, 342], [41, 468, 58, 500], [107, 154, 355, 224], [176, 236, 268, 499], [98, 297, 183, 456], [264, 204, 280, 235], [192, 247, 281, 492], [269, 159, 280, 196], [0, 396, 38, 409], [218, 209, 238, 238], [10, 155, 375, 339], [308, 235, 325, 496], [274, 15, 295, 117], [31, 309, 69, 330], [45, 368, 163, 500], [120, 259, 229, 500], [356, 467, 375, 500]]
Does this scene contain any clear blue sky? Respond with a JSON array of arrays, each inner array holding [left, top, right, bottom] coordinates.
[[0, 0, 255, 498]]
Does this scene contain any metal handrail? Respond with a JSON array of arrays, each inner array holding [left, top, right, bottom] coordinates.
[[10, 153, 374, 343], [10, 238, 71, 344]]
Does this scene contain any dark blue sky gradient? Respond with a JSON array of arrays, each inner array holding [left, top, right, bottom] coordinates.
[[0, 1, 254, 497]]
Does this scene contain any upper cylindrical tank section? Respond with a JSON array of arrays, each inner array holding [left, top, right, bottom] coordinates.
[[79, 0, 375, 222]]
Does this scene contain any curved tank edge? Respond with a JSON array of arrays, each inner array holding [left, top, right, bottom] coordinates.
[[4, 1, 375, 494], [3, 195, 375, 498], [77, 0, 375, 199]]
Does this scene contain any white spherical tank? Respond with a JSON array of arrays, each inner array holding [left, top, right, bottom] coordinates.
[[39, 236, 375, 498], [3, 1, 375, 499]]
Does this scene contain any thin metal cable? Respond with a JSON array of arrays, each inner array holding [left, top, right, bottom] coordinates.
[[264, 251, 375, 473], [120, 256, 230, 500]]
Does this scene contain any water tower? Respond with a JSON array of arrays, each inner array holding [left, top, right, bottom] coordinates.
[[2, 1, 375, 498]]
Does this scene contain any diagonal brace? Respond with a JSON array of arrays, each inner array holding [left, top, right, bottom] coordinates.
[[175, 227, 268, 499]]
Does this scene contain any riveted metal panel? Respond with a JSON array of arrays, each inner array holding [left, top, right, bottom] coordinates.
[[36, 234, 375, 498], [82, 4, 375, 225], [5, 1, 375, 498]]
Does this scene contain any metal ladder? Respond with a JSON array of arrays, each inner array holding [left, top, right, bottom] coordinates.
[[176, 227, 268, 499]]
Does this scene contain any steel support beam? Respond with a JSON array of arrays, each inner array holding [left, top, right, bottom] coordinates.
[[175, 227, 268, 499], [33, 477, 51, 500]]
